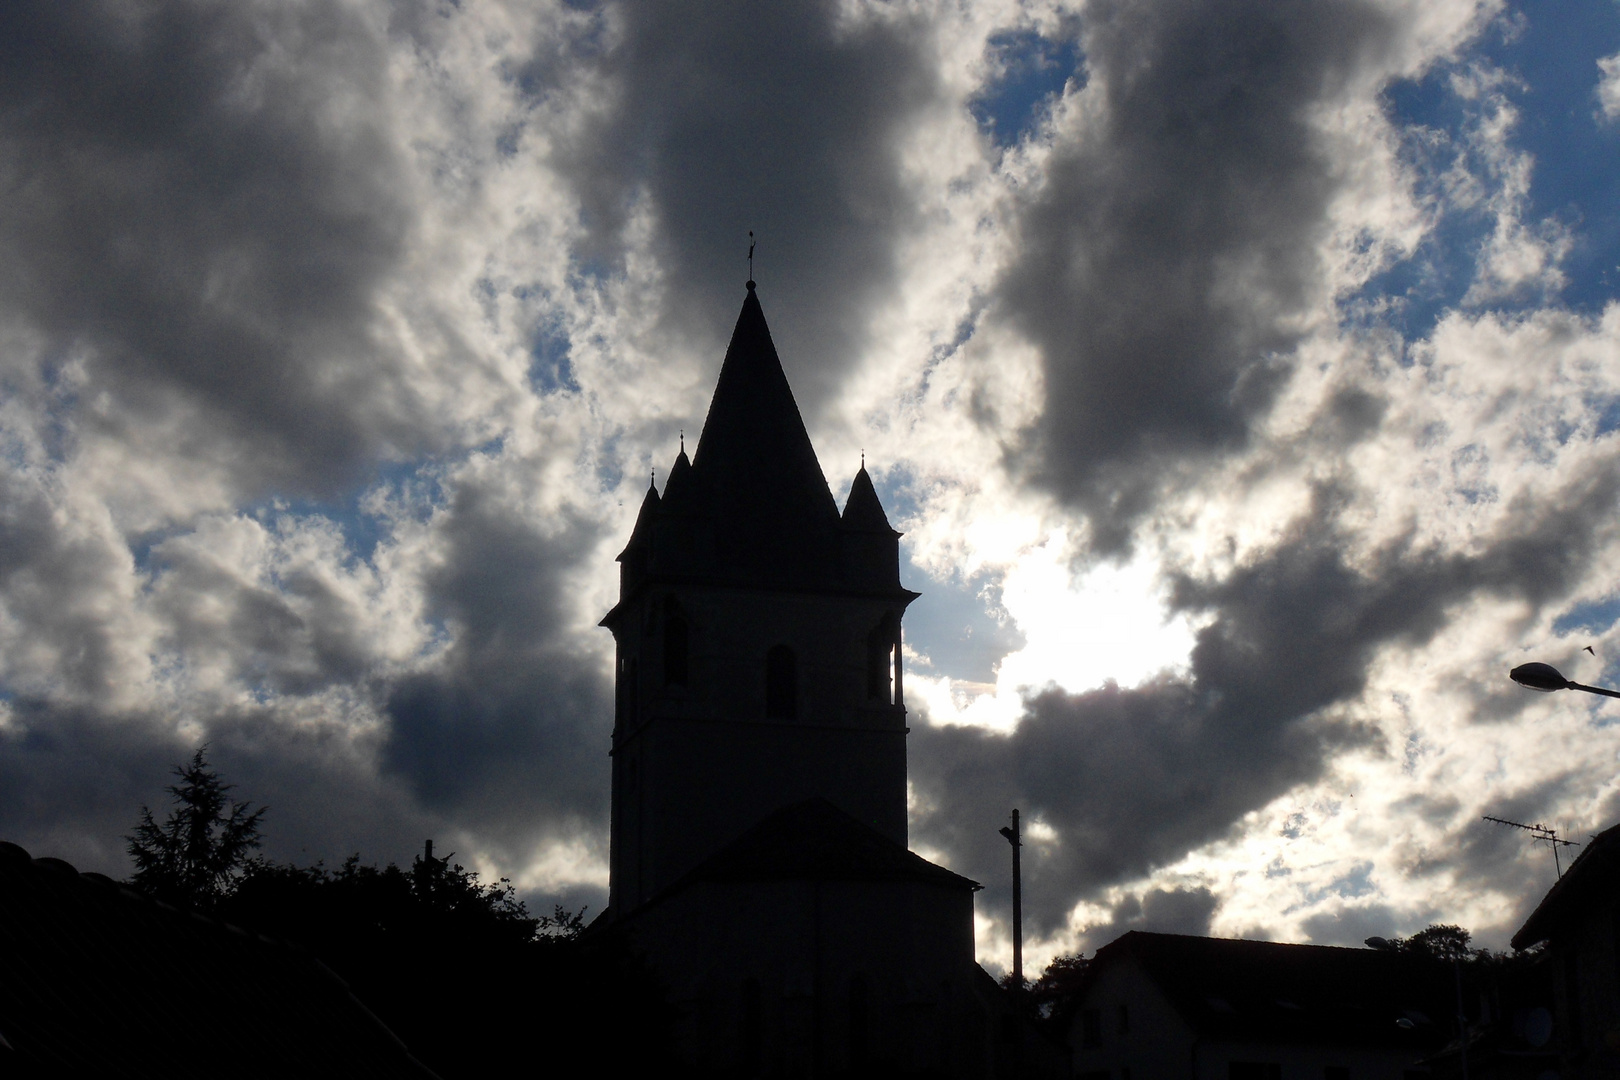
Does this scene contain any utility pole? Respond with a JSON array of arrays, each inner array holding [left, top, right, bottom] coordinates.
[[999, 809, 1023, 989]]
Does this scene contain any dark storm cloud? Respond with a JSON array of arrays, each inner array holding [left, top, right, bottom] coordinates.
[[381, 476, 611, 849], [0, 2, 621, 883], [1087, 886, 1220, 942], [552, 0, 941, 413], [912, 463, 1620, 937], [0, 699, 441, 878], [0, 1, 428, 494], [0, 466, 133, 702], [995, 0, 1398, 548], [0, 703, 180, 875]]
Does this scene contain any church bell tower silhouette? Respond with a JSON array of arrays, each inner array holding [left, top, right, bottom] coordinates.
[[597, 280, 1010, 1079], [601, 279, 918, 915]]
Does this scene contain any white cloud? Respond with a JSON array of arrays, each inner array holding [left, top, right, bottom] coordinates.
[[2, 0, 1617, 966], [1598, 51, 1620, 121]]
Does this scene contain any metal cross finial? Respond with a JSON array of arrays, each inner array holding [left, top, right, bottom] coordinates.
[[680, 428, 684, 454], [748, 231, 755, 282]]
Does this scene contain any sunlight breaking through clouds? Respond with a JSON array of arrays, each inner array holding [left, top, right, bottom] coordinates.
[[1, 0, 1618, 970]]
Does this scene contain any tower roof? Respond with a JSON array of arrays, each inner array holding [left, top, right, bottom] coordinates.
[[688, 283, 841, 583], [841, 465, 896, 534], [606, 282, 914, 612]]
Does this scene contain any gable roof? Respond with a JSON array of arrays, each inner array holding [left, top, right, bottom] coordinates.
[[0, 841, 437, 1078], [1087, 931, 1452, 1052], [686, 797, 979, 891], [1513, 820, 1620, 949]]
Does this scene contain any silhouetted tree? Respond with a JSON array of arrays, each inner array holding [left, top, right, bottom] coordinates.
[[1387, 924, 1481, 964], [218, 849, 670, 1079], [125, 746, 265, 908], [1026, 952, 1092, 1021]]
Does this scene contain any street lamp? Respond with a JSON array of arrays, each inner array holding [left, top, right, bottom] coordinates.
[[1509, 662, 1620, 699], [999, 810, 1023, 990]]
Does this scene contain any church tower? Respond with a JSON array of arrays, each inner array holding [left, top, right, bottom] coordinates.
[[601, 279, 918, 915], [593, 281, 1038, 1080]]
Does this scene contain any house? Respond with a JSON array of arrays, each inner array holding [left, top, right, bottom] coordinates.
[[0, 840, 436, 1078], [1064, 931, 1453, 1080], [1511, 820, 1620, 1078], [595, 278, 1065, 1077]]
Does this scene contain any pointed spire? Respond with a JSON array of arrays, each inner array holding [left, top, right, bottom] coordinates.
[[841, 464, 894, 534], [663, 443, 695, 508], [688, 284, 841, 585], [616, 473, 663, 566]]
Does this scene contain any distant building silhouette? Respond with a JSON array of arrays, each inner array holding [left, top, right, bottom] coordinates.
[[1065, 931, 1455, 1080], [1513, 820, 1620, 1079], [598, 281, 1063, 1077]]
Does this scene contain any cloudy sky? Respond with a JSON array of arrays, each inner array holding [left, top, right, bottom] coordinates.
[[3, 0, 1619, 972]]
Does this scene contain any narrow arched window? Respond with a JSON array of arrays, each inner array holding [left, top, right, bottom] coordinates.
[[765, 645, 797, 719], [663, 597, 689, 687], [867, 614, 898, 703]]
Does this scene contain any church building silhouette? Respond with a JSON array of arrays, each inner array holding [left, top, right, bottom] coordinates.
[[598, 280, 1020, 1076]]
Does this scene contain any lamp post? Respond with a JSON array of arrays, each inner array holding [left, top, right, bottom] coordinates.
[[999, 810, 1023, 990], [1509, 662, 1620, 699]]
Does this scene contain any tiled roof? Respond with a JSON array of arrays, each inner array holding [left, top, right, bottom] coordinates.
[[1092, 931, 1453, 1051], [1512, 820, 1620, 949], [0, 841, 438, 1078]]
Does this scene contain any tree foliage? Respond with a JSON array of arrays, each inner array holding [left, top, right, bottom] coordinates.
[[1387, 923, 1477, 964], [1027, 952, 1092, 1020], [218, 853, 668, 1078], [124, 750, 672, 1077], [125, 746, 265, 908]]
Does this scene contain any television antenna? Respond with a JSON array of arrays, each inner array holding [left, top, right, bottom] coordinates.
[[1483, 815, 1580, 879]]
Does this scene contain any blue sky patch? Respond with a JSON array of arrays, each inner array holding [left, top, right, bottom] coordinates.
[[1553, 593, 1620, 636], [528, 315, 579, 395], [1362, 1, 1620, 342], [969, 29, 1083, 149]]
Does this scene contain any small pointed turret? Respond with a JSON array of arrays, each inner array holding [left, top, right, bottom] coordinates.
[[616, 476, 663, 592], [662, 446, 695, 508], [841, 465, 895, 534], [840, 463, 901, 589]]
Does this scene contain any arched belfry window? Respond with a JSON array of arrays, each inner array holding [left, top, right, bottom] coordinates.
[[867, 613, 899, 704], [662, 596, 689, 687], [765, 645, 797, 719]]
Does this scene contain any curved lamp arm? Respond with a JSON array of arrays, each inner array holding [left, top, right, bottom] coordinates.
[[1510, 662, 1620, 699]]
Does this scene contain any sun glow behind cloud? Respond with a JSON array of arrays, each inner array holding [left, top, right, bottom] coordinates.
[[910, 538, 1201, 733]]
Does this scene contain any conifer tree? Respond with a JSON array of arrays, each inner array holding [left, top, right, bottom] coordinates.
[[126, 746, 266, 907]]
